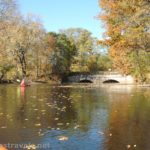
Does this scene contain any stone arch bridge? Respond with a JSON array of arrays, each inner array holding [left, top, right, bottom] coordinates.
[[67, 72, 135, 84]]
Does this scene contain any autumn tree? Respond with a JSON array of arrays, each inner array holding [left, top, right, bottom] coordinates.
[[38, 32, 57, 78], [0, 0, 19, 81], [0, 0, 46, 80], [99, 0, 150, 82], [5, 15, 45, 78]]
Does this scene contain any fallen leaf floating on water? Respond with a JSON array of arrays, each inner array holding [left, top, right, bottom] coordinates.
[[98, 131, 104, 135], [38, 99, 44, 102], [126, 144, 137, 149], [6, 115, 12, 119], [35, 123, 41, 127], [1, 126, 7, 129], [126, 145, 131, 149], [61, 106, 67, 112], [58, 136, 68, 141], [134, 145, 137, 148], [74, 125, 80, 129], [38, 129, 44, 136], [41, 110, 46, 112], [38, 132, 44, 136], [57, 123, 63, 126]]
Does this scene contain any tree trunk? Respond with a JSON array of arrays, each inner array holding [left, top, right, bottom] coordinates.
[[19, 51, 26, 77]]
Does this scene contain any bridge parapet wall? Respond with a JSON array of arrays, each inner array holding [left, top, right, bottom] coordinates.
[[67, 72, 135, 84]]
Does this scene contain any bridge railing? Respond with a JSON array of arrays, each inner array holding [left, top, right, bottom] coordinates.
[[95, 71, 122, 75], [68, 71, 124, 76]]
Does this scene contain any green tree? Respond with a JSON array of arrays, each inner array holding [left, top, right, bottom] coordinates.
[[60, 28, 98, 72], [47, 32, 77, 78]]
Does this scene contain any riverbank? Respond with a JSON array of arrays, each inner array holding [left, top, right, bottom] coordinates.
[[0, 78, 150, 89], [0, 80, 150, 87], [54, 83, 150, 89]]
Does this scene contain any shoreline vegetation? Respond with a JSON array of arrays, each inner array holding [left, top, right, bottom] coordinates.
[[0, 78, 149, 88], [0, 0, 150, 85]]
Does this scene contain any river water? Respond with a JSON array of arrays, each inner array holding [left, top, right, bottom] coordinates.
[[0, 84, 150, 150]]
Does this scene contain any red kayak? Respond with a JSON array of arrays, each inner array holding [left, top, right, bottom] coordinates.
[[20, 79, 30, 87]]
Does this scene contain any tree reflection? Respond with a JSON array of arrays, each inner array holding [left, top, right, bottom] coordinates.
[[104, 89, 150, 150]]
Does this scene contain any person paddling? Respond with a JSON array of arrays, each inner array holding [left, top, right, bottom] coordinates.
[[20, 78, 26, 87], [20, 77, 30, 87]]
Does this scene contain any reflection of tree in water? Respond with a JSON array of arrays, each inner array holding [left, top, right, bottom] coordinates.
[[45, 87, 77, 129], [0, 85, 24, 128], [70, 88, 94, 131], [12, 85, 77, 129], [38, 87, 108, 132], [40, 87, 107, 131], [0, 85, 26, 143], [7, 85, 108, 132], [17, 87, 27, 122], [104, 89, 150, 150], [69, 88, 107, 131]]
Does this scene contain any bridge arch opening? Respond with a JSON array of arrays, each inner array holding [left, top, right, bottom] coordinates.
[[79, 79, 93, 83], [103, 79, 119, 84]]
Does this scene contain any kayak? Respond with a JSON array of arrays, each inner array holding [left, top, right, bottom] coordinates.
[[20, 79, 30, 87]]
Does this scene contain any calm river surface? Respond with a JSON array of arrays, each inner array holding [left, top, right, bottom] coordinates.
[[0, 84, 150, 150]]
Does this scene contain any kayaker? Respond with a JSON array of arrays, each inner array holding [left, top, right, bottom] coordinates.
[[20, 78, 26, 87], [20, 77, 30, 87]]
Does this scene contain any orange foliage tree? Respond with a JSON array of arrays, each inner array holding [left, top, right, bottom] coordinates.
[[99, 0, 150, 81]]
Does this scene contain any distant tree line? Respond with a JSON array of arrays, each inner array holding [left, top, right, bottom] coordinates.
[[0, 0, 112, 83]]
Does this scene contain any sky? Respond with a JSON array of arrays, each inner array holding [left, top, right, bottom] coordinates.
[[18, 0, 104, 39]]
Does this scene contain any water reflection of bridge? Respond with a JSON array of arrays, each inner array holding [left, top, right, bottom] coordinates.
[[67, 71, 135, 84]]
